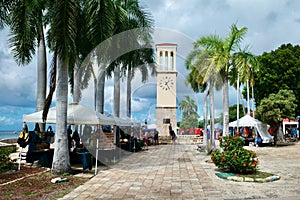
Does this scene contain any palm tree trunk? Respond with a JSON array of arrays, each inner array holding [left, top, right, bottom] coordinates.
[[252, 86, 255, 118], [51, 57, 71, 174], [126, 67, 132, 118], [239, 89, 246, 114], [93, 74, 97, 111], [247, 80, 250, 115], [113, 65, 121, 150], [203, 90, 208, 146], [114, 66, 120, 117], [223, 74, 230, 135], [96, 66, 106, 114], [237, 73, 240, 132], [73, 60, 80, 103], [36, 27, 47, 131], [209, 80, 215, 149]]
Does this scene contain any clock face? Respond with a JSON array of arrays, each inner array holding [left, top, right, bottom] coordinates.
[[159, 76, 174, 91]]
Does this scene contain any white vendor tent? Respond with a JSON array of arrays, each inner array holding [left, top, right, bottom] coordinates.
[[23, 103, 116, 125], [103, 112, 135, 127], [229, 115, 273, 144]]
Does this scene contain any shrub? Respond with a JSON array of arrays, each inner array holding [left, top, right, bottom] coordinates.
[[211, 135, 258, 174], [0, 147, 14, 173]]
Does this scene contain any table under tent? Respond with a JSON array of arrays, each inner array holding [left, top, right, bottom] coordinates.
[[22, 103, 140, 171], [229, 115, 273, 146]]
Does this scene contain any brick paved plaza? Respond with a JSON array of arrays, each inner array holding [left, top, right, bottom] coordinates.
[[60, 142, 300, 200]]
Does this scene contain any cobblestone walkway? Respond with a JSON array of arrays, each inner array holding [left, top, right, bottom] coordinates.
[[60, 142, 300, 200]]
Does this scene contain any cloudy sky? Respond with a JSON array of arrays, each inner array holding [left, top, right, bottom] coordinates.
[[0, 0, 300, 131]]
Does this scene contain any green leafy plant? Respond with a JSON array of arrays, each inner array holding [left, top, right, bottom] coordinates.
[[0, 147, 14, 173], [211, 135, 258, 174]]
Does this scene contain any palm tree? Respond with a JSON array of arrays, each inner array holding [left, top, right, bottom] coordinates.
[[123, 47, 155, 117], [85, 0, 116, 114], [185, 50, 213, 148], [109, 0, 154, 118], [195, 24, 248, 135], [3, 0, 48, 130], [233, 47, 258, 115], [179, 95, 199, 131], [47, 0, 79, 174]]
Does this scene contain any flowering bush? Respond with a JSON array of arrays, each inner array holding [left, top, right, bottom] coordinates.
[[0, 147, 14, 173], [211, 135, 258, 174]]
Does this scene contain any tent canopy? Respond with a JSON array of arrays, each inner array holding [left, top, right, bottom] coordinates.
[[229, 115, 262, 127], [229, 115, 273, 144], [23, 103, 116, 125]]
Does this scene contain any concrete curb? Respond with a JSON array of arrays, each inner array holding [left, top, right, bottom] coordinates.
[[216, 172, 280, 182]]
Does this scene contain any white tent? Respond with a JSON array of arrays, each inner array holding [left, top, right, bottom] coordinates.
[[103, 112, 135, 127], [23, 103, 116, 125], [229, 115, 273, 144], [229, 115, 261, 127]]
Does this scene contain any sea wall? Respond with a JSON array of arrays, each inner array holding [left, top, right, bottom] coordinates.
[[0, 141, 17, 152], [0, 138, 18, 144]]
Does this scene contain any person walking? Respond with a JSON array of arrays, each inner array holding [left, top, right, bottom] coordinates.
[[142, 131, 148, 150]]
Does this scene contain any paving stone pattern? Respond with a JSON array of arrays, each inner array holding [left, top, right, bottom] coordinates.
[[60, 142, 300, 200]]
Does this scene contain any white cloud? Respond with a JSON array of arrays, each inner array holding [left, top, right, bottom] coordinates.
[[1, 0, 300, 129]]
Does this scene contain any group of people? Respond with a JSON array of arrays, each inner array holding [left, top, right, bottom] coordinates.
[[67, 125, 85, 152], [140, 129, 159, 150], [17, 122, 55, 150], [285, 127, 299, 138]]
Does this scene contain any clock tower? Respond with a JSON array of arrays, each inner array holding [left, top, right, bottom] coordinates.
[[156, 43, 177, 136]]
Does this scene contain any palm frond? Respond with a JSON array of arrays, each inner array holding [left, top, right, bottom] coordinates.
[[49, 0, 78, 64], [8, 0, 37, 65]]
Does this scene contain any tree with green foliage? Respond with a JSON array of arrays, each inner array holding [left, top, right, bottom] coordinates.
[[255, 44, 300, 117], [179, 96, 199, 132], [256, 89, 297, 145], [229, 104, 245, 122]]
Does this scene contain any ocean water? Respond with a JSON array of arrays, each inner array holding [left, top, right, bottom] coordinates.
[[0, 131, 20, 140]]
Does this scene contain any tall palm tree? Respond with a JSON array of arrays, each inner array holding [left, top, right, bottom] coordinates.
[[48, 0, 79, 174], [85, 0, 116, 114], [196, 24, 248, 135], [3, 0, 48, 130], [185, 66, 208, 143], [233, 47, 258, 115], [109, 0, 154, 118], [179, 95, 199, 130], [124, 47, 155, 117], [70, 3, 94, 104]]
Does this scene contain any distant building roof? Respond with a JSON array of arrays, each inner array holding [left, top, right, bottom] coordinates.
[[155, 43, 177, 47]]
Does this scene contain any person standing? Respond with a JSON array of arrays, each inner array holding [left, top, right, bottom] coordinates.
[[154, 130, 159, 145], [169, 123, 177, 144], [142, 131, 148, 150], [169, 123, 173, 134]]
